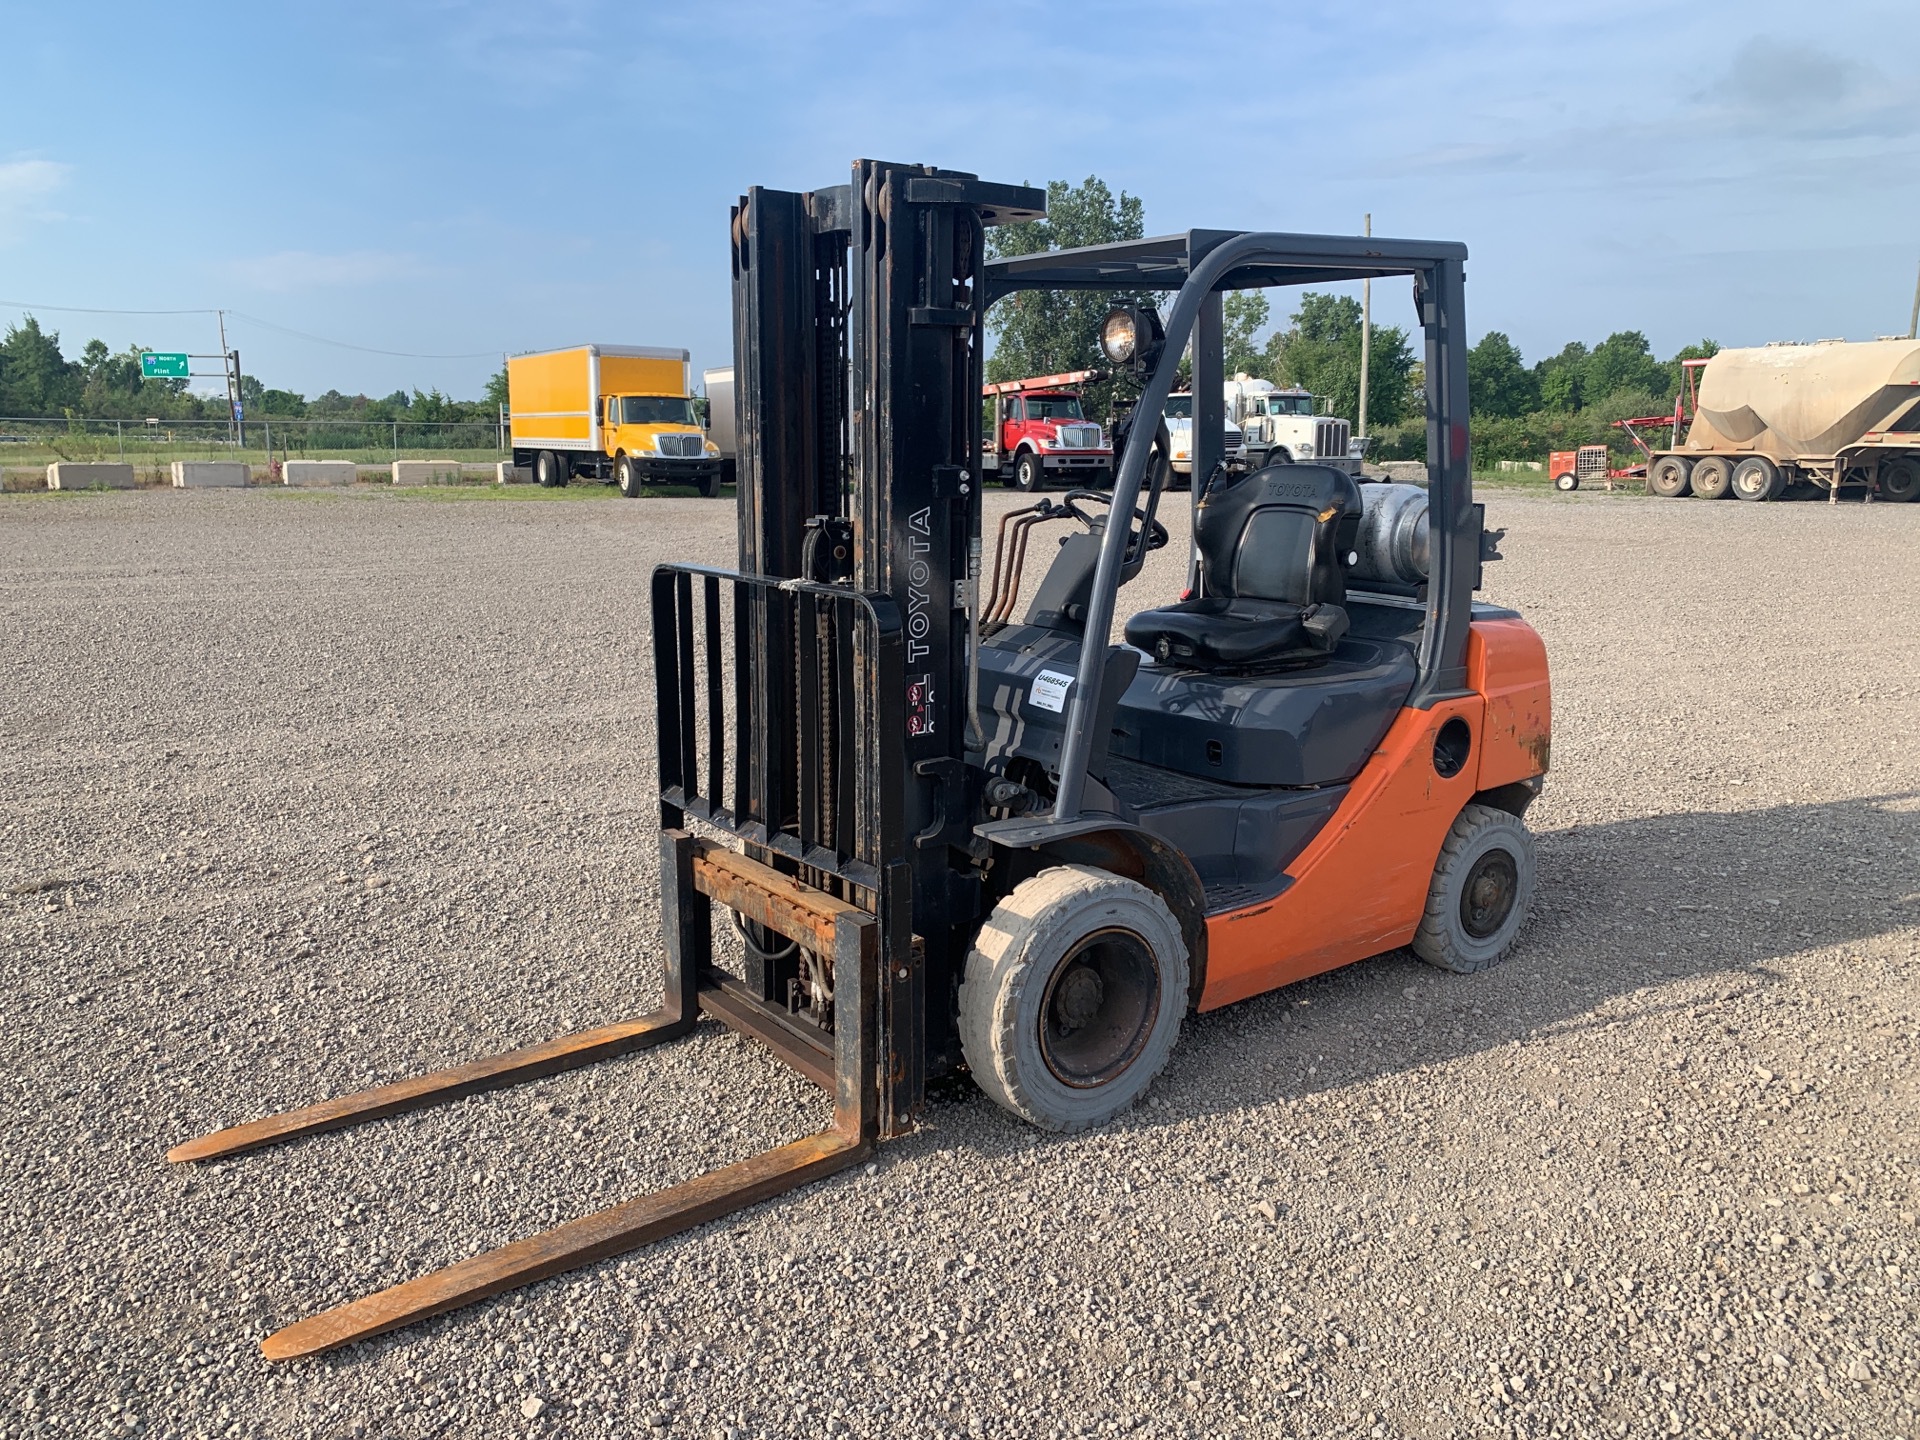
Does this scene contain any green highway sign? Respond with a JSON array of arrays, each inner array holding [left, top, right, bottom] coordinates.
[[140, 351, 190, 379]]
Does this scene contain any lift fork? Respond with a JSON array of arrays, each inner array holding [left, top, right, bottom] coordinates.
[[167, 832, 880, 1361]]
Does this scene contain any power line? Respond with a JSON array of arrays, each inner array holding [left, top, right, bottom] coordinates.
[[0, 299, 217, 316], [0, 299, 497, 361], [224, 311, 498, 360]]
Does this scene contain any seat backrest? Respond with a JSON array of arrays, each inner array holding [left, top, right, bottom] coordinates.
[[1195, 463, 1363, 607]]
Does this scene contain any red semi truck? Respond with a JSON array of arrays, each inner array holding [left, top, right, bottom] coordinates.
[[982, 371, 1113, 490]]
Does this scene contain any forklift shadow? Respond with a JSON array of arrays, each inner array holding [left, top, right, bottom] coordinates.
[[928, 792, 1920, 1148]]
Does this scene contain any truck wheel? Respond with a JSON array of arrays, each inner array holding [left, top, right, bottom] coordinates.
[[958, 865, 1188, 1132], [535, 450, 564, 489], [1731, 456, 1783, 502], [1690, 455, 1733, 500], [1014, 451, 1045, 492], [698, 466, 721, 499], [616, 454, 642, 499], [1553, 471, 1579, 492], [1412, 803, 1537, 974], [1646, 455, 1691, 497], [1879, 458, 1920, 503]]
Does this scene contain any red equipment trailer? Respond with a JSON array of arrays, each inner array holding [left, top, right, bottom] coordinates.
[[1548, 361, 1704, 492]]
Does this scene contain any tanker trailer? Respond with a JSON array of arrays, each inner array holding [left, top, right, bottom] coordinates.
[[1644, 339, 1920, 503]]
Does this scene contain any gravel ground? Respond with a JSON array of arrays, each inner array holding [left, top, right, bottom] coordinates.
[[2, 483, 1916, 1440]]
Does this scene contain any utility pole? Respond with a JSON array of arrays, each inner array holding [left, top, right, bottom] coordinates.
[[1358, 213, 1372, 440], [1909, 257, 1919, 340], [217, 309, 244, 447]]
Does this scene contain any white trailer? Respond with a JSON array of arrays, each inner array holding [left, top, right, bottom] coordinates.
[[703, 366, 737, 490]]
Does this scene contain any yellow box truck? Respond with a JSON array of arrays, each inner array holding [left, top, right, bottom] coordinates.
[[508, 345, 723, 497]]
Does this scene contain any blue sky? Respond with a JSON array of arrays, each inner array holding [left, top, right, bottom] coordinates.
[[3, 0, 1916, 402]]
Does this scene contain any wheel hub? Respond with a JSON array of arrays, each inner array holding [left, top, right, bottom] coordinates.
[[1052, 965, 1105, 1031], [1038, 929, 1160, 1089], [1459, 849, 1519, 940]]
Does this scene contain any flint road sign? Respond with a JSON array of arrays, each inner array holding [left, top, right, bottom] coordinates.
[[140, 352, 190, 379]]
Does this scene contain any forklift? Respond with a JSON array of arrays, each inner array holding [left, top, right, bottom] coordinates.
[[169, 159, 1551, 1359]]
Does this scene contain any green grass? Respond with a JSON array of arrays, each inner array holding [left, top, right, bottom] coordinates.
[[1471, 467, 1647, 497]]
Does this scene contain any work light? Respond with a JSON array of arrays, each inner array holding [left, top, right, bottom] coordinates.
[[1098, 305, 1165, 374]]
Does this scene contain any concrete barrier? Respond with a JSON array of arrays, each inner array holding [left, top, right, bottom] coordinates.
[[283, 460, 357, 487], [1368, 461, 1430, 485], [496, 461, 533, 485], [171, 460, 250, 488], [392, 459, 464, 486], [47, 462, 136, 491]]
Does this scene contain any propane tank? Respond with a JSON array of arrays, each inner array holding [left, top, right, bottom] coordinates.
[[1349, 482, 1430, 586]]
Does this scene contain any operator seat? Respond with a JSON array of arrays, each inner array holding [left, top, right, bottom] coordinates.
[[1125, 463, 1364, 672]]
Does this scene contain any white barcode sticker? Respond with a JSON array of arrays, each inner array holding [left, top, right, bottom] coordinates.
[[1029, 669, 1074, 714]]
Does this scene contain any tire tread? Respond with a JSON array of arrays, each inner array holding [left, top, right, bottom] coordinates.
[[958, 865, 1186, 1132], [1412, 803, 1535, 974]]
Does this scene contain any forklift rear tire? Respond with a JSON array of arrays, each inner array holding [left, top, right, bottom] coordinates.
[[1412, 804, 1536, 974], [1014, 451, 1045, 492], [616, 454, 642, 499], [959, 865, 1188, 1132]]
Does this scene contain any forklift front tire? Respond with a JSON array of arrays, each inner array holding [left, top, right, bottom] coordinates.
[[959, 865, 1187, 1132], [1412, 803, 1536, 974], [1014, 451, 1045, 492]]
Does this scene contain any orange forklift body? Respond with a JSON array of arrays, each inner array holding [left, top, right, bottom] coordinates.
[[1201, 618, 1550, 1006]]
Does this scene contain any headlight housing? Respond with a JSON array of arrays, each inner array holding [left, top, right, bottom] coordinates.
[[1098, 305, 1165, 374], [1297, 443, 1315, 457]]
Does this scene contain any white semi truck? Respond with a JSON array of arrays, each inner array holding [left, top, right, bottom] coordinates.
[[1224, 375, 1360, 475], [1161, 392, 1240, 486]]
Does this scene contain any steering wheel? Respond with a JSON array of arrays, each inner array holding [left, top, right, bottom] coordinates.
[[1060, 488, 1170, 553]]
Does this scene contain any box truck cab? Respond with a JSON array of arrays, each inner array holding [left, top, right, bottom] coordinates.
[[509, 344, 723, 497]]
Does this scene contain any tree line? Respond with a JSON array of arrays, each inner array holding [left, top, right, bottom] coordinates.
[[0, 316, 506, 429], [11, 176, 1717, 470], [986, 177, 1718, 465]]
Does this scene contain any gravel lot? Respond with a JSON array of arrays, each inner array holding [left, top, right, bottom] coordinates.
[[3, 484, 1916, 1440]]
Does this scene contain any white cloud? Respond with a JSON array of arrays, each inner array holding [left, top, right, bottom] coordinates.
[[0, 158, 71, 240], [229, 249, 426, 292]]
